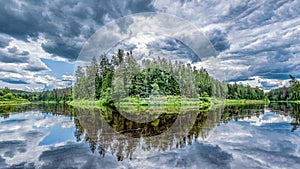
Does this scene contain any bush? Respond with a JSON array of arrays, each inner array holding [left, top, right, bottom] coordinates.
[[3, 93, 14, 100]]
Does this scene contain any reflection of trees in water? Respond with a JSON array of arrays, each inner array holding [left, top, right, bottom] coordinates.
[[0, 103, 74, 118], [74, 106, 224, 160], [268, 103, 300, 132], [220, 104, 265, 122], [2, 103, 300, 160], [217, 103, 300, 132]]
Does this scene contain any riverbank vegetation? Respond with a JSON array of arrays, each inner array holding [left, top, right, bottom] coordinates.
[[0, 88, 29, 105], [267, 75, 300, 102]]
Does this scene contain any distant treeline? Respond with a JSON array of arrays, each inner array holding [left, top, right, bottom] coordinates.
[[0, 87, 72, 103], [0, 87, 28, 103], [267, 75, 300, 101], [227, 83, 265, 100]]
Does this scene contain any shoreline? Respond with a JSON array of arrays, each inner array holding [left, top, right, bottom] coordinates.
[[5, 98, 300, 108]]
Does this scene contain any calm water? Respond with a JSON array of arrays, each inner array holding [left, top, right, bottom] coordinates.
[[0, 103, 300, 169]]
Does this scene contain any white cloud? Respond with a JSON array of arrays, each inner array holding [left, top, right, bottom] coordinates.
[[61, 75, 75, 82], [7, 35, 70, 62], [152, 0, 300, 90]]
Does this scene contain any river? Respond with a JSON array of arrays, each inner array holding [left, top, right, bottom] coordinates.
[[0, 103, 299, 169]]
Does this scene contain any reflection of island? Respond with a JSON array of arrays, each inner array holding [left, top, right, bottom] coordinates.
[[73, 105, 226, 161], [268, 103, 300, 132], [0, 103, 74, 118], [2, 103, 299, 161], [73, 103, 300, 160], [219, 104, 265, 122]]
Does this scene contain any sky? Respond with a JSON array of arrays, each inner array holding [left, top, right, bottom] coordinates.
[[0, 0, 299, 91]]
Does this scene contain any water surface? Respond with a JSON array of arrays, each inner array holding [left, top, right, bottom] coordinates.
[[0, 103, 299, 169]]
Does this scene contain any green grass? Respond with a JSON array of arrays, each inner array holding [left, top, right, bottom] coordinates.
[[69, 96, 211, 109], [68, 99, 106, 108], [269, 100, 300, 104], [0, 100, 30, 105], [225, 99, 269, 105], [0, 96, 29, 105], [0, 92, 30, 105], [111, 96, 211, 108], [68, 96, 271, 109]]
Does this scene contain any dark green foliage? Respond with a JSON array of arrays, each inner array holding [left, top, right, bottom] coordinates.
[[129, 68, 180, 98], [226, 83, 265, 100], [267, 75, 300, 101], [0, 88, 29, 103], [1, 87, 73, 103], [73, 50, 231, 102]]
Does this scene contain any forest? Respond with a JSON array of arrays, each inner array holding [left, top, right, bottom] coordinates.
[[72, 49, 267, 105], [1, 49, 270, 105], [267, 75, 300, 101]]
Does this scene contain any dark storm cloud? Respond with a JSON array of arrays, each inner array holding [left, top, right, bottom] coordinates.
[[24, 65, 49, 72], [7, 46, 17, 53], [0, 0, 155, 60], [146, 38, 201, 62], [6, 46, 29, 55], [125, 0, 155, 13], [0, 34, 11, 48], [0, 78, 29, 84], [148, 38, 181, 51], [206, 29, 230, 52], [0, 157, 6, 168], [0, 141, 27, 158], [0, 50, 29, 63]]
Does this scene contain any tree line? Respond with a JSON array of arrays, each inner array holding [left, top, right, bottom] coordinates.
[[0, 87, 72, 103], [1, 49, 268, 103], [74, 49, 228, 102], [73, 49, 265, 102], [267, 75, 300, 101], [227, 83, 265, 100]]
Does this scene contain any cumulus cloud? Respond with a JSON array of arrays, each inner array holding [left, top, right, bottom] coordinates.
[[61, 75, 75, 82], [152, 0, 300, 90], [108, 34, 201, 64], [0, 0, 156, 90], [0, 0, 155, 60]]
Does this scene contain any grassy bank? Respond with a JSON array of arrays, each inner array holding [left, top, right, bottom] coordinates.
[[225, 99, 269, 105], [68, 97, 271, 109], [69, 96, 211, 109], [269, 100, 300, 104], [68, 99, 104, 108], [0, 96, 269, 108], [0, 100, 30, 105], [0, 97, 29, 105], [0, 92, 30, 105]]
